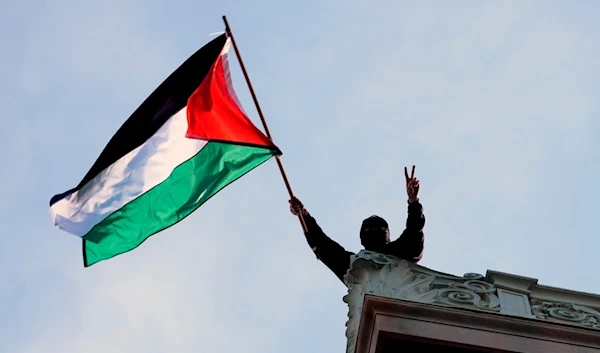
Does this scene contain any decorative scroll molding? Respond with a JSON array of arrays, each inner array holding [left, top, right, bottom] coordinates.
[[530, 299, 600, 330], [343, 250, 501, 353], [343, 251, 600, 353]]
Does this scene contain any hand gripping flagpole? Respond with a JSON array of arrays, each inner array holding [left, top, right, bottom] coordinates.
[[222, 16, 310, 238]]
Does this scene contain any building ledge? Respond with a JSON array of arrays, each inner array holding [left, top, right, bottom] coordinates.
[[343, 251, 600, 353]]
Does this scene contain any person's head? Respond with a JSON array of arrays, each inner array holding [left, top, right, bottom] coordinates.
[[360, 215, 390, 252]]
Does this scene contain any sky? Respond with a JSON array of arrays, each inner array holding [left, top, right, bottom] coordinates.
[[1, 0, 600, 352]]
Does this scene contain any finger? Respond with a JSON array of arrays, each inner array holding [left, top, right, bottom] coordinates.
[[404, 167, 409, 181], [411, 165, 415, 179]]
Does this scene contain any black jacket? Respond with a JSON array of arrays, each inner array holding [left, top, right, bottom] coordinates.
[[302, 201, 425, 283]]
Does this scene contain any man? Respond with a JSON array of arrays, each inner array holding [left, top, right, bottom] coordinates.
[[289, 166, 425, 284]]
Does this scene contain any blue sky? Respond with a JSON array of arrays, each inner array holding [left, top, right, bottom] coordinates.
[[2, 0, 600, 352]]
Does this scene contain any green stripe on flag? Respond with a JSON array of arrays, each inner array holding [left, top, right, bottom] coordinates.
[[82, 141, 279, 266]]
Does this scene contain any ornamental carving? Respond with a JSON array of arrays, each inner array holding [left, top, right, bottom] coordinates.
[[343, 251, 500, 353], [343, 251, 600, 353], [530, 299, 600, 330]]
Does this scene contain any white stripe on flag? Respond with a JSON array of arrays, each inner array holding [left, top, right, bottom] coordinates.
[[50, 107, 208, 237]]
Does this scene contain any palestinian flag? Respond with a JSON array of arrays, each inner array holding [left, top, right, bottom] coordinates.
[[49, 34, 281, 267]]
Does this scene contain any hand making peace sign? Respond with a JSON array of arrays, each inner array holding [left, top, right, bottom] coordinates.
[[405, 165, 420, 203]]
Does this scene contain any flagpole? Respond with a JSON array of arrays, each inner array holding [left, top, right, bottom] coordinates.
[[222, 15, 309, 235]]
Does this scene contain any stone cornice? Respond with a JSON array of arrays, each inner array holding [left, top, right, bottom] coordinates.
[[343, 250, 600, 353]]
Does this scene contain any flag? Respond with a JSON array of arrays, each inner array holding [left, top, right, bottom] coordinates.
[[49, 34, 281, 267]]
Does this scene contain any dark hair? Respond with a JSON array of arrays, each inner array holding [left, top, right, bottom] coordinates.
[[361, 215, 388, 229]]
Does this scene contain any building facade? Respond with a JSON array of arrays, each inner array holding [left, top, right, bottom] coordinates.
[[344, 251, 600, 352]]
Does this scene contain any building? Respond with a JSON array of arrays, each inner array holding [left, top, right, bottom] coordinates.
[[344, 251, 600, 352]]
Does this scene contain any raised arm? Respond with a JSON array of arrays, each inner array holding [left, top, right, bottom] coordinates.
[[289, 197, 353, 283], [388, 166, 425, 262]]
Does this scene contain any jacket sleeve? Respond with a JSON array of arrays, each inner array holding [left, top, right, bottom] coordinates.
[[302, 213, 353, 283], [387, 201, 425, 262]]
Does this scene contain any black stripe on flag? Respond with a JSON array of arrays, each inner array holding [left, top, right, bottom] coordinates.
[[50, 34, 227, 206]]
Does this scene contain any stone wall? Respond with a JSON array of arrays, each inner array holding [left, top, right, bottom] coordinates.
[[343, 250, 600, 353]]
